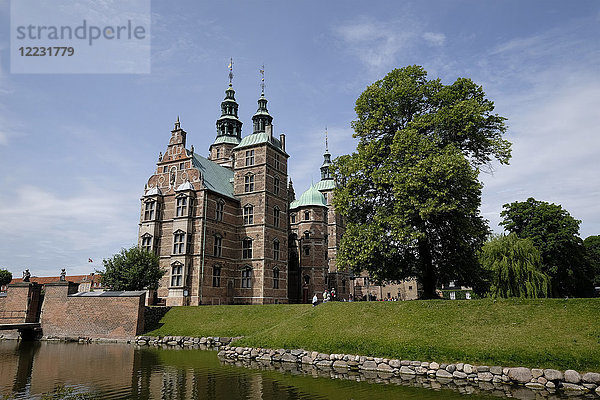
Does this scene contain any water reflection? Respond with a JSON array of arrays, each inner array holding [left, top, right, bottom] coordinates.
[[0, 340, 570, 400]]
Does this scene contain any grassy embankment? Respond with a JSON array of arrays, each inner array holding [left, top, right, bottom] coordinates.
[[147, 298, 600, 372]]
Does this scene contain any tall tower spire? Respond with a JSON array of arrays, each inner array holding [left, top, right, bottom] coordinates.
[[209, 58, 243, 167], [252, 64, 273, 134], [320, 127, 332, 181]]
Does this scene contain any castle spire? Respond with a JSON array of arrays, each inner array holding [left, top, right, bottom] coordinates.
[[228, 57, 234, 86], [213, 59, 243, 142], [320, 127, 332, 181], [252, 65, 273, 134]]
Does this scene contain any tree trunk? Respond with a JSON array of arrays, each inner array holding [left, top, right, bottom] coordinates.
[[419, 239, 438, 299]]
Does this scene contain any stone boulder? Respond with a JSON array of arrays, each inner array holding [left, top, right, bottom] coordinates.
[[583, 372, 600, 384], [508, 367, 532, 384], [543, 369, 563, 381], [564, 369, 582, 384]]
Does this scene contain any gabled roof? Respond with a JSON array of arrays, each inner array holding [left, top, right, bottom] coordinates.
[[290, 184, 327, 209], [191, 153, 236, 200]]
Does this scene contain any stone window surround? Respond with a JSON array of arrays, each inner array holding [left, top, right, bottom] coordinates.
[[170, 261, 184, 287], [241, 266, 252, 288]]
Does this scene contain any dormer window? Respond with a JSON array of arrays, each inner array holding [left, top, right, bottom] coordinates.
[[144, 201, 155, 220], [176, 196, 187, 217]]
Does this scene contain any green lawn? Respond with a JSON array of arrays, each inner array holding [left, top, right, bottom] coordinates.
[[146, 298, 600, 372]]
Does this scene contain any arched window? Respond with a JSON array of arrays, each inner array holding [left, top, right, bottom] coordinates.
[[303, 231, 310, 240], [176, 196, 187, 217], [273, 268, 280, 289], [242, 267, 252, 288], [273, 206, 280, 228], [141, 234, 153, 252], [242, 238, 253, 259], [304, 210, 310, 221], [245, 174, 255, 192], [170, 262, 183, 287], [212, 265, 221, 287], [213, 234, 222, 257], [243, 204, 254, 225], [273, 239, 280, 260], [290, 213, 296, 224], [144, 201, 155, 220], [274, 176, 280, 196], [215, 200, 224, 221]]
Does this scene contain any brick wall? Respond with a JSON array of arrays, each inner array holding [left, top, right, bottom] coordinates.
[[0, 283, 41, 324], [41, 282, 145, 339]]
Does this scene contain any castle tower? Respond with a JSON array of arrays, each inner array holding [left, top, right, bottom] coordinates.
[[231, 70, 290, 304], [210, 61, 243, 168]]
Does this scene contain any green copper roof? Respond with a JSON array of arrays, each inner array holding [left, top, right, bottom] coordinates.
[[233, 132, 287, 154], [192, 153, 236, 199], [212, 135, 241, 146], [313, 179, 335, 191], [290, 184, 327, 209]]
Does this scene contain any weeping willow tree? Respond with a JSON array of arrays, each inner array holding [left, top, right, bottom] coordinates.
[[480, 233, 550, 298]]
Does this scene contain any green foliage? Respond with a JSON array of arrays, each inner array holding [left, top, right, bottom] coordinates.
[[148, 299, 600, 371], [0, 269, 12, 286], [98, 246, 163, 291], [480, 234, 550, 298], [500, 198, 593, 297], [584, 235, 600, 286], [333, 66, 509, 298]]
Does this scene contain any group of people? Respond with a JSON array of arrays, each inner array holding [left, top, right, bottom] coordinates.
[[312, 288, 337, 306]]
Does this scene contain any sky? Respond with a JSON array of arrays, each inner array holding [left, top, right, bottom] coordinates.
[[0, 0, 599, 277]]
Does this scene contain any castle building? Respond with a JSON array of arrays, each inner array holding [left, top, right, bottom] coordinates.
[[138, 75, 350, 306]]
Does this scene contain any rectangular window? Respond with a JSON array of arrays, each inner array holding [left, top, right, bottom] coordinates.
[[213, 236, 222, 257], [173, 232, 186, 254], [176, 197, 187, 217], [216, 148, 221, 159], [242, 268, 252, 288], [290, 213, 296, 224], [243, 205, 254, 225], [212, 267, 221, 288], [216, 201, 224, 221], [171, 264, 183, 287], [141, 236, 152, 252], [273, 269, 280, 289], [244, 175, 254, 192], [245, 150, 254, 166], [242, 239, 253, 259], [273, 207, 280, 228], [304, 246, 310, 256], [179, 162, 185, 170], [273, 240, 280, 260], [163, 166, 168, 173], [144, 201, 155, 220], [274, 176, 280, 196], [304, 211, 310, 221], [274, 154, 280, 171]]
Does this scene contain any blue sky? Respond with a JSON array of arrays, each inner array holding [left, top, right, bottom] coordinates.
[[0, 0, 599, 277]]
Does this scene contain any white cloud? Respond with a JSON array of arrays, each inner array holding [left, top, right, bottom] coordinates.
[[422, 32, 446, 46]]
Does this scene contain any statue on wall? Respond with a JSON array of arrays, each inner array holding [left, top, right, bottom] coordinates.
[[22, 269, 31, 282], [60, 269, 66, 281]]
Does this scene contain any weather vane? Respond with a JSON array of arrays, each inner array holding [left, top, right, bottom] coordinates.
[[259, 64, 265, 94], [228, 57, 234, 85], [325, 126, 329, 152]]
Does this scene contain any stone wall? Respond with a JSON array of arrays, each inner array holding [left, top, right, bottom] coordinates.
[[0, 283, 42, 324], [217, 345, 600, 398], [41, 282, 145, 340]]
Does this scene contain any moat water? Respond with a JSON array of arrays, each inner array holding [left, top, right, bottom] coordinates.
[[0, 341, 581, 400]]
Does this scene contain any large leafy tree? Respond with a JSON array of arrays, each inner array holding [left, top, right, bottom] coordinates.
[[583, 235, 600, 286], [480, 234, 550, 298], [99, 246, 163, 291], [500, 198, 593, 297], [332, 66, 510, 298], [0, 269, 12, 286]]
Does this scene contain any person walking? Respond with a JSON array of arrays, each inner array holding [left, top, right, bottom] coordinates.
[[312, 293, 318, 307]]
